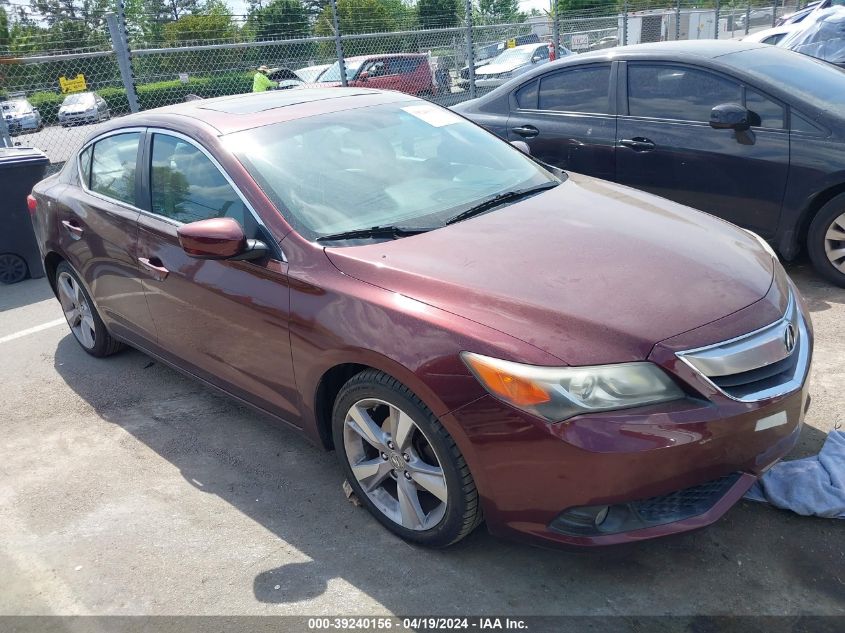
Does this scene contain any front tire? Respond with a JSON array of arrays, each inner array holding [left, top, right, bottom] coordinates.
[[808, 194, 845, 287], [332, 370, 482, 547], [55, 261, 124, 357]]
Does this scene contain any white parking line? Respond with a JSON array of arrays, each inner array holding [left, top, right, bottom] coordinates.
[[0, 318, 66, 344]]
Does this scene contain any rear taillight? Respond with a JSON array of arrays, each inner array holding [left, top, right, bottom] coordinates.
[[27, 194, 37, 215]]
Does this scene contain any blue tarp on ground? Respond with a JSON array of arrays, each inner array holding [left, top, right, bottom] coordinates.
[[745, 430, 845, 519]]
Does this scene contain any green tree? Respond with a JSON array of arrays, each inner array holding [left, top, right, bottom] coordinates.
[[477, 0, 523, 24], [250, 0, 310, 40], [417, 0, 459, 29], [163, 0, 235, 43], [0, 6, 9, 50], [315, 0, 398, 36]]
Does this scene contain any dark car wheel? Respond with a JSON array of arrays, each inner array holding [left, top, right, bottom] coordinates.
[[332, 370, 482, 547], [55, 261, 124, 357], [808, 194, 845, 287], [0, 253, 28, 284]]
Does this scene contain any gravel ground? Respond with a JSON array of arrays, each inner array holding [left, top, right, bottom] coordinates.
[[0, 260, 843, 622]]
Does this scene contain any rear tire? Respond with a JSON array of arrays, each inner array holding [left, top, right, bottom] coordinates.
[[807, 194, 845, 287], [0, 253, 28, 284], [332, 369, 482, 547], [55, 261, 124, 357]]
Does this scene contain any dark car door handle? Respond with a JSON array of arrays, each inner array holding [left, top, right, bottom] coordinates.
[[512, 125, 540, 139], [138, 257, 169, 281], [619, 138, 656, 152], [61, 219, 84, 239]]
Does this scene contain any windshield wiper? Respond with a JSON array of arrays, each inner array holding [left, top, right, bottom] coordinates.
[[445, 182, 559, 226], [316, 225, 435, 243]]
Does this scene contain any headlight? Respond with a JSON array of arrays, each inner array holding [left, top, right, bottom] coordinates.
[[461, 352, 685, 422], [744, 229, 778, 260]]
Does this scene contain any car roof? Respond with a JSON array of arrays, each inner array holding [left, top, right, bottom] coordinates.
[[95, 88, 416, 136], [573, 39, 769, 62], [506, 43, 547, 52], [346, 53, 427, 61]]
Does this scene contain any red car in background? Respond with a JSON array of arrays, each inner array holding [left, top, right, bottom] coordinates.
[[316, 53, 439, 96]]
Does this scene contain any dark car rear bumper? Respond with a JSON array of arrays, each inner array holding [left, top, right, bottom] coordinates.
[[443, 378, 808, 547]]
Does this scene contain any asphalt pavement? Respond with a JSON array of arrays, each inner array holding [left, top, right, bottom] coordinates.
[[0, 260, 843, 621]]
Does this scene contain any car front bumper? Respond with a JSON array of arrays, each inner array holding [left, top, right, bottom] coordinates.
[[443, 280, 812, 547], [59, 112, 97, 124]]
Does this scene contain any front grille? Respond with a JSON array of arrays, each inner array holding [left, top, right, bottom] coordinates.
[[632, 473, 741, 523], [676, 288, 809, 402]]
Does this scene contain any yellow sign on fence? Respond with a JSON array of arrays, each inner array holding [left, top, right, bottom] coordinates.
[[506, 38, 516, 48], [59, 74, 87, 94]]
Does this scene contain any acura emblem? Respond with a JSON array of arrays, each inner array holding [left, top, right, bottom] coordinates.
[[784, 323, 796, 354]]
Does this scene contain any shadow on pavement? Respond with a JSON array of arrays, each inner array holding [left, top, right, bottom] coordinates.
[[0, 277, 54, 313], [51, 322, 845, 617]]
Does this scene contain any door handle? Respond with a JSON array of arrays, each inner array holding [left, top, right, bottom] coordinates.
[[138, 256, 169, 281], [61, 219, 84, 239], [619, 137, 656, 152], [512, 125, 540, 139]]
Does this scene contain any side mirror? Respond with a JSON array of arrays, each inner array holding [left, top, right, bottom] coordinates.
[[359, 71, 369, 81], [531, 56, 541, 63], [510, 140, 531, 155], [177, 217, 268, 261], [710, 103, 752, 131]]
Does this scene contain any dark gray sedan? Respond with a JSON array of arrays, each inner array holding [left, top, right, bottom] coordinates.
[[452, 40, 845, 287]]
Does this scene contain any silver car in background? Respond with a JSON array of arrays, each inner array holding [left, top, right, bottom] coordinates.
[[1, 98, 43, 134], [58, 92, 111, 127], [474, 43, 558, 89]]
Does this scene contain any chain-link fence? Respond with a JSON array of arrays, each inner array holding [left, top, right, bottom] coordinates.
[[0, 0, 803, 168]]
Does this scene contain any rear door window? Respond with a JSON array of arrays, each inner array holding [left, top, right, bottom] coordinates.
[[537, 65, 611, 113], [89, 132, 141, 205]]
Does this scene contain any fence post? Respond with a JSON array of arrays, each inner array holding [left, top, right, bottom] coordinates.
[[622, 0, 629, 46], [465, 0, 476, 99], [106, 10, 140, 113], [552, 4, 561, 58], [745, 2, 751, 35], [676, 0, 681, 41], [715, 0, 720, 39], [329, 0, 348, 87], [772, 0, 779, 27], [0, 113, 12, 148]]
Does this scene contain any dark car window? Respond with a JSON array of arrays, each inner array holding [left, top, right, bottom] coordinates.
[[515, 80, 539, 109], [791, 110, 825, 135], [628, 64, 741, 122], [150, 134, 248, 227], [78, 146, 92, 188], [89, 132, 140, 205], [745, 88, 784, 129], [538, 66, 611, 113], [391, 57, 423, 74]]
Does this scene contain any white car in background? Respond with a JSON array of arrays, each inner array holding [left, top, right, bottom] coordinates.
[[743, 23, 802, 45], [58, 92, 111, 127], [294, 64, 331, 83], [1, 97, 43, 134], [474, 43, 558, 89]]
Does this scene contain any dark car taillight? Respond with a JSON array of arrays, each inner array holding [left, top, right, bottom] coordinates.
[[27, 194, 37, 215]]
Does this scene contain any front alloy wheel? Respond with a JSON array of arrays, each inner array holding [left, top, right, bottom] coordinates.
[[344, 398, 448, 531], [333, 370, 482, 547]]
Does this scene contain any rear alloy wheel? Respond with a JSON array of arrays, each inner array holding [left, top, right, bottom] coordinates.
[[55, 262, 123, 357], [808, 194, 845, 287], [0, 253, 28, 284], [332, 370, 482, 547]]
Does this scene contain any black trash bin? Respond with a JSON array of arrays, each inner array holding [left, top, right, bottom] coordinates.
[[0, 147, 49, 284]]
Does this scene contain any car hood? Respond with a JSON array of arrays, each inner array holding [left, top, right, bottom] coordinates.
[[60, 105, 92, 113], [476, 61, 526, 75], [324, 174, 775, 366]]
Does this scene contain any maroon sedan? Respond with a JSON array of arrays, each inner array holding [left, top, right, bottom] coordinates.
[[29, 89, 812, 547]]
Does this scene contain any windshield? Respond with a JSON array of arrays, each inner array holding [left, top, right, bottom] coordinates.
[[318, 60, 364, 82], [226, 101, 558, 241], [63, 94, 94, 106], [720, 46, 845, 112], [491, 47, 535, 65]]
